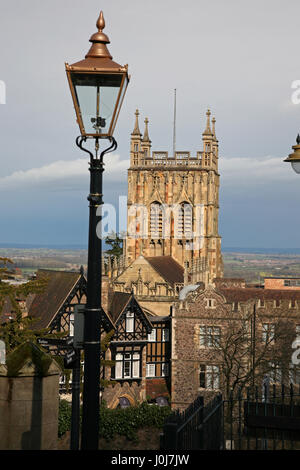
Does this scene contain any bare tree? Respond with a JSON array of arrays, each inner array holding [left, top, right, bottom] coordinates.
[[219, 308, 295, 399]]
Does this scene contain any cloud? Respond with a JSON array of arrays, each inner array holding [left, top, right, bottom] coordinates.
[[0, 154, 296, 195], [219, 156, 294, 185], [0, 154, 129, 191]]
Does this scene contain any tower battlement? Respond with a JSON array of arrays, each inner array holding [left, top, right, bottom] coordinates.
[[131, 150, 216, 169]]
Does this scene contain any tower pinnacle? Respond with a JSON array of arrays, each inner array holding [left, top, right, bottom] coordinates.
[[202, 108, 213, 136], [131, 109, 141, 136], [142, 117, 151, 143]]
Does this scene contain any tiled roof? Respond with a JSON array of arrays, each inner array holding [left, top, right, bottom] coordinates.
[[218, 287, 300, 302], [107, 292, 132, 323], [28, 270, 83, 329], [107, 292, 153, 332], [145, 256, 184, 287]]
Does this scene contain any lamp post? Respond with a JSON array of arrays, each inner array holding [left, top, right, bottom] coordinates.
[[284, 134, 300, 174], [65, 11, 129, 450]]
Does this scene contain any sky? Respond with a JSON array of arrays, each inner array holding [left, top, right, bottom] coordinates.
[[0, 0, 300, 249]]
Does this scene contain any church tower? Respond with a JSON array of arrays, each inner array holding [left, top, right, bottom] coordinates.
[[125, 109, 223, 284]]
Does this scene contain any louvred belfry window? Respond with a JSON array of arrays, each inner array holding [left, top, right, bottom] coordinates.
[[176, 202, 193, 239], [150, 202, 163, 238]]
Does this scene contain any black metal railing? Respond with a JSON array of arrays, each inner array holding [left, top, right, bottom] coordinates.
[[224, 384, 300, 450], [160, 384, 300, 451], [160, 394, 223, 450]]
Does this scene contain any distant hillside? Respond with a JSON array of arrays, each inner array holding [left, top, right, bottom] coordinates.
[[222, 247, 300, 255]]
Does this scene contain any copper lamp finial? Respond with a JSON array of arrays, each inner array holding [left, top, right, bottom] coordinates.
[[85, 10, 112, 59], [97, 11, 105, 32]]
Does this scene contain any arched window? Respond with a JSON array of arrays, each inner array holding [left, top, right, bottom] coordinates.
[[176, 202, 193, 239], [150, 202, 163, 238]]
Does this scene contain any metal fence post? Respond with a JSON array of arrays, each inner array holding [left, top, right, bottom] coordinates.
[[161, 420, 179, 450], [198, 397, 204, 449]]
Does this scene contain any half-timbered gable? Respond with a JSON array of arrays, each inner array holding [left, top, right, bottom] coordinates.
[[102, 292, 155, 407], [28, 269, 87, 334], [107, 292, 152, 382], [108, 292, 152, 343]]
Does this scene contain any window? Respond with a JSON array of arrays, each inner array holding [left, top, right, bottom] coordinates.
[[176, 202, 193, 240], [206, 298, 215, 309], [126, 311, 134, 333], [146, 362, 169, 377], [146, 363, 156, 377], [69, 313, 74, 337], [124, 354, 131, 378], [150, 202, 163, 238], [259, 299, 265, 308], [284, 279, 300, 287], [290, 299, 297, 309], [199, 365, 220, 390], [274, 299, 280, 308], [262, 324, 275, 344], [148, 329, 156, 342], [232, 301, 239, 311], [199, 326, 221, 348], [161, 363, 169, 377], [162, 328, 169, 342], [115, 352, 140, 379], [134, 143, 138, 152]]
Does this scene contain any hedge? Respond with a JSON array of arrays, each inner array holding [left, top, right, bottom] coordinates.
[[58, 399, 171, 441]]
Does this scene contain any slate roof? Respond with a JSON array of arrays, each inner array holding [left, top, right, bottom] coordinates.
[[28, 269, 83, 329], [145, 256, 184, 287]]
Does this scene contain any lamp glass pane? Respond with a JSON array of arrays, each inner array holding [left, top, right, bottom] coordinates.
[[110, 75, 128, 134], [291, 161, 300, 174], [71, 73, 123, 135]]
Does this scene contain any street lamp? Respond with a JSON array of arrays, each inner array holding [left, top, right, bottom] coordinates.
[[65, 11, 129, 450], [284, 134, 300, 174]]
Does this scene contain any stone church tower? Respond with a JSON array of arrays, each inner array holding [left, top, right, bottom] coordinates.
[[123, 109, 223, 285]]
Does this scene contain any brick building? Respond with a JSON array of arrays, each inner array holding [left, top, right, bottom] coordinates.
[[171, 279, 300, 410], [264, 277, 300, 290]]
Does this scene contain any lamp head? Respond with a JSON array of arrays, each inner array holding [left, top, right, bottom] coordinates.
[[65, 11, 129, 139]]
